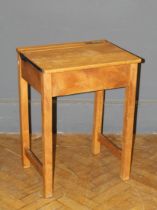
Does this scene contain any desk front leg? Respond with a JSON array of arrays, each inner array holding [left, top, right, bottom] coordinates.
[[18, 55, 31, 168], [121, 64, 138, 180], [41, 73, 53, 198]]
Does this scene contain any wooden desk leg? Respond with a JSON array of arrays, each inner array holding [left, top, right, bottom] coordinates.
[[121, 64, 138, 180], [41, 73, 53, 198], [92, 90, 104, 154], [18, 55, 30, 168]]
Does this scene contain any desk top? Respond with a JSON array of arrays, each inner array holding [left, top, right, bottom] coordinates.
[[17, 40, 141, 73]]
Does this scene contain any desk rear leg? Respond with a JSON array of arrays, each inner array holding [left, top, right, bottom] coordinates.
[[18, 55, 31, 168], [92, 90, 104, 154]]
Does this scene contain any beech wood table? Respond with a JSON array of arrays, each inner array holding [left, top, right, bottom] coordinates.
[[17, 40, 142, 198]]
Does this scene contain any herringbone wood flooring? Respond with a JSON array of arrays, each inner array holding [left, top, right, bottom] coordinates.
[[0, 134, 157, 210]]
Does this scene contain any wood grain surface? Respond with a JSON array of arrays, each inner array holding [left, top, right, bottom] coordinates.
[[17, 40, 141, 73], [0, 134, 157, 210]]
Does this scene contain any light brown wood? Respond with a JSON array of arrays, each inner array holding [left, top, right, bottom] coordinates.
[[17, 39, 142, 198], [51, 65, 129, 97], [21, 60, 42, 93], [120, 64, 138, 180], [17, 40, 141, 73], [92, 90, 104, 154], [1, 134, 157, 210], [16, 39, 105, 52], [41, 73, 53, 198], [99, 134, 121, 159], [18, 55, 30, 168], [25, 149, 43, 176]]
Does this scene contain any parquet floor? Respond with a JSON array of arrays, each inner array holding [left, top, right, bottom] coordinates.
[[0, 134, 157, 210]]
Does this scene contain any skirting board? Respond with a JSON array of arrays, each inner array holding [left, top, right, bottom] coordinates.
[[0, 98, 157, 133]]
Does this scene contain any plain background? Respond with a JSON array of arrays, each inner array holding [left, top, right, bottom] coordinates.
[[0, 0, 157, 133]]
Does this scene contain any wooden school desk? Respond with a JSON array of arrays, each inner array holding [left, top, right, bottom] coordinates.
[[17, 40, 142, 198]]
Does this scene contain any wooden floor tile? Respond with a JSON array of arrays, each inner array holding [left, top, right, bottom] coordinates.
[[0, 134, 157, 210]]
